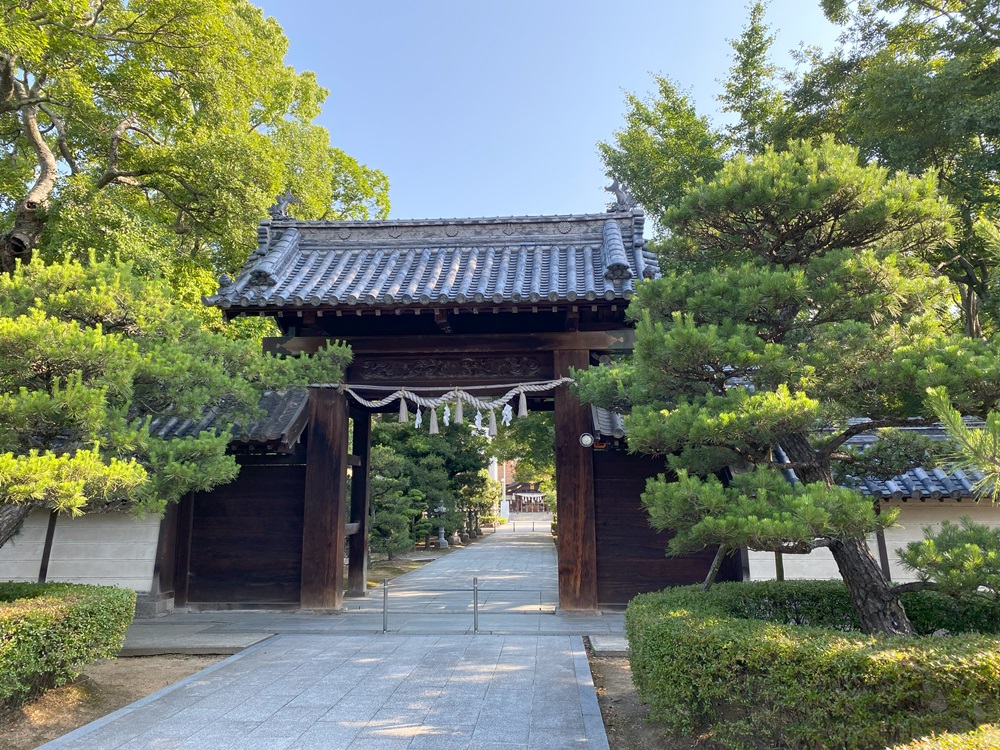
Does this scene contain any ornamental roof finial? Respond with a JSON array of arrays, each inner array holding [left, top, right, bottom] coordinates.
[[268, 189, 300, 219], [604, 179, 637, 212]]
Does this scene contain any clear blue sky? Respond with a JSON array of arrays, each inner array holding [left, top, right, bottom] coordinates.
[[254, 1, 842, 221]]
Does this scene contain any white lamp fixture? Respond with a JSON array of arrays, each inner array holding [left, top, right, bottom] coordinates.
[[579, 433, 595, 448]]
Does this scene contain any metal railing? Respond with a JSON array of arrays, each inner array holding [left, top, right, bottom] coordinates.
[[380, 576, 544, 634]]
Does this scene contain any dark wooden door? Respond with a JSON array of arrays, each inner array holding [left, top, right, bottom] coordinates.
[[186, 463, 306, 607]]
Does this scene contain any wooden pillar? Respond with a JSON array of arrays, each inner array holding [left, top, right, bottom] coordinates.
[[554, 349, 598, 611], [301, 387, 349, 610], [347, 407, 372, 597], [172, 492, 195, 608], [149, 502, 179, 600]]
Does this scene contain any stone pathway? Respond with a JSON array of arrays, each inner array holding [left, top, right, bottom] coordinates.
[[43, 517, 616, 749]]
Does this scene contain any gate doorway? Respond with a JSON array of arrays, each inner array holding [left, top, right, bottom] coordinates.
[[170, 208, 741, 613]]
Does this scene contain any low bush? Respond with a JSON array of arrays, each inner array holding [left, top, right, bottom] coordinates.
[[626, 581, 1000, 750], [0, 582, 136, 707], [711, 579, 1000, 636], [479, 515, 507, 526], [891, 724, 1000, 750]]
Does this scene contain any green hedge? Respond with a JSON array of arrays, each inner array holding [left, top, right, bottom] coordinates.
[[626, 582, 1000, 750], [0, 582, 136, 707], [714, 579, 1000, 636]]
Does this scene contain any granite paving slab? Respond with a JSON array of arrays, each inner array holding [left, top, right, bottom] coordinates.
[[43, 634, 609, 750]]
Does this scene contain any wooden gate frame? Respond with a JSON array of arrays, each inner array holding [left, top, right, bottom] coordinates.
[[293, 332, 630, 612]]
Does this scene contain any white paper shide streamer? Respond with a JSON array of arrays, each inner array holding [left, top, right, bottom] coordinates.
[[331, 378, 574, 435]]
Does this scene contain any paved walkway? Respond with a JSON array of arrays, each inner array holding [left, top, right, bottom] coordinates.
[[43, 517, 623, 750]]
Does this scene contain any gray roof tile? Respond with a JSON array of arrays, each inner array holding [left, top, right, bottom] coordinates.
[[589, 406, 989, 500], [206, 211, 657, 311], [147, 389, 309, 448]]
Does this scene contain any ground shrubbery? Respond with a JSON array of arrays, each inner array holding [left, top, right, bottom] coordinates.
[[891, 724, 1000, 750], [0, 582, 136, 708], [626, 581, 1000, 750]]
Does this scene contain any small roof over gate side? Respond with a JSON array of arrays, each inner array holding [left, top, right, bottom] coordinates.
[[147, 389, 309, 452], [205, 210, 656, 313]]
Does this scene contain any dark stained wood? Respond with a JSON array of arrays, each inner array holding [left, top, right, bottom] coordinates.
[[592, 450, 742, 607], [554, 349, 598, 611], [173, 492, 195, 607], [300, 387, 349, 610], [346, 352, 554, 386], [149, 502, 178, 600], [37, 510, 58, 583], [347, 408, 371, 597], [186, 466, 305, 605], [266, 330, 635, 357]]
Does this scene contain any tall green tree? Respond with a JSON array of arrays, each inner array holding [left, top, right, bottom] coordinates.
[[0, 257, 348, 548], [368, 444, 426, 559], [577, 138, 1000, 635], [372, 419, 491, 538], [777, 0, 1000, 336], [718, 0, 785, 156], [599, 75, 726, 226], [0, 0, 389, 281]]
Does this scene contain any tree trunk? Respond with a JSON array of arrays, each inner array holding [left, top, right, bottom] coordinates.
[[1, 100, 60, 273], [958, 283, 983, 339], [701, 545, 728, 592], [777, 431, 915, 636], [0, 504, 34, 549], [829, 537, 914, 636], [0, 201, 46, 273]]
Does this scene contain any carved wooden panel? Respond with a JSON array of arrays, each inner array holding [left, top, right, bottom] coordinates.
[[348, 353, 553, 385]]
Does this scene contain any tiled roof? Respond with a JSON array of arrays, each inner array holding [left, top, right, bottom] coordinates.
[[846, 467, 985, 501], [147, 389, 309, 449], [591, 406, 626, 440], [588, 407, 988, 500], [204, 211, 657, 311]]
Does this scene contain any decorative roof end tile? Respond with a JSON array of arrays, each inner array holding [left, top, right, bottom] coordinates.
[[602, 220, 633, 281]]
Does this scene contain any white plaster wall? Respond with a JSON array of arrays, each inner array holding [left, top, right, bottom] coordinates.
[[0, 509, 49, 581], [748, 502, 1000, 583], [0, 509, 160, 591]]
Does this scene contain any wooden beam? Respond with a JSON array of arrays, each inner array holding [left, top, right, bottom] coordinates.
[[347, 408, 372, 597], [553, 349, 598, 611], [265, 330, 635, 357], [301, 388, 349, 610], [434, 309, 453, 334]]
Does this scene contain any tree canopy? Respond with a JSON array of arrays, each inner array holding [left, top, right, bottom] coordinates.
[[765, 0, 1000, 335], [578, 137, 1000, 635], [0, 257, 348, 548], [371, 419, 492, 541], [0, 0, 389, 284], [603, 1, 1000, 335]]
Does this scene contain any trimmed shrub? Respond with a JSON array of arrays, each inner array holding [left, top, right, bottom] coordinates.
[[891, 724, 1000, 750], [709, 579, 1000, 636], [0, 582, 136, 707], [626, 582, 1000, 750]]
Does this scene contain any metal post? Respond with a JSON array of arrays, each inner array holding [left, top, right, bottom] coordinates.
[[532, 522, 535, 532], [473, 576, 479, 634], [382, 578, 389, 633]]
